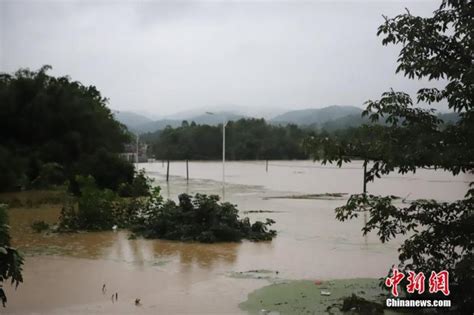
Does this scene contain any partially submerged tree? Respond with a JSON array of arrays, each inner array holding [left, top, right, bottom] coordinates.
[[305, 1, 472, 312], [132, 193, 277, 243]]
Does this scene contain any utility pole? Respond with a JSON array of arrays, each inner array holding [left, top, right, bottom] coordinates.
[[186, 159, 189, 182], [363, 160, 368, 247], [135, 133, 139, 164], [222, 119, 226, 193], [363, 161, 367, 194], [206, 112, 226, 201]]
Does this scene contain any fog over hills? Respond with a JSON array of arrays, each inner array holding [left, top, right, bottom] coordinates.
[[270, 105, 362, 126], [114, 105, 364, 133], [113, 110, 154, 132], [114, 104, 460, 134]]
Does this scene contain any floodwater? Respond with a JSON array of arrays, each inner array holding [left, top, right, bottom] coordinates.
[[5, 161, 471, 314]]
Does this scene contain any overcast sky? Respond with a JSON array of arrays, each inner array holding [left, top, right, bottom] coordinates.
[[1, 0, 444, 117]]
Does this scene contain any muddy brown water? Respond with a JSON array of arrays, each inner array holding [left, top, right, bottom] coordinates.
[[4, 161, 471, 314]]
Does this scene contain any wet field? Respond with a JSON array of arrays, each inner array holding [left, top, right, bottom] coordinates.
[[4, 161, 471, 314]]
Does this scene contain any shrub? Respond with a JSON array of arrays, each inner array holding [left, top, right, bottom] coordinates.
[[118, 169, 153, 198], [31, 162, 66, 188], [132, 192, 276, 243], [0, 204, 24, 300], [71, 148, 134, 194], [59, 175, 119, 231]]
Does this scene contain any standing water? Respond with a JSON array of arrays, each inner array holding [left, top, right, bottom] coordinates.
[[5, 161, 471, 314]]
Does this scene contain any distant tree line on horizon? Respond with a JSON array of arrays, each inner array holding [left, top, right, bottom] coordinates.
[[142, 119, 312, 160], [140, 113, 459, 161]]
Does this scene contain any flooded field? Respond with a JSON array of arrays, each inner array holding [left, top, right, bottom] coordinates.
[[4, 161, 471, 314]]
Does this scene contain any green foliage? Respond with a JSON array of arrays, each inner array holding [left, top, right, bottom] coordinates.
[[31, 162, 66, 188], [59, 176, 119, 231], [132, 193, 276, 243], [0, 204, 24, 295], [71, 148, 134, 193], [305, 1, 472, 313], [118, 169, 153, 198], [57, 176, 276, 243], [0, 66, 133, 192], [144, 118, 310, 160], [0, 145, 26, 192]]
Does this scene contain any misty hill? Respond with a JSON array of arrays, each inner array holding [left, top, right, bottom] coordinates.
[[115, 106, 460, 134], [438, 112, 460, 124], [121, 111, 246, 134], [113, 110, 154, 132], [271, 105, 363, 126]]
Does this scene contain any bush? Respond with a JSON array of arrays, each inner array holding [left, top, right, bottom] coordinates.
[[118, 169, 153, 198], [31, 162, 66, 188], [57, 180, 277, 243], [71, 148, 134, 194], [132, 192, 276, 243], [0, 204, 24, 300], [59, 175, 119, 231]]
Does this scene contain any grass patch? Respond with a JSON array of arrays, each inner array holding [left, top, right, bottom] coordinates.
[[239, 278, 397, 315]]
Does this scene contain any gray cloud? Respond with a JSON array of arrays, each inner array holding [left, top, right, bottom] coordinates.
[[0, 0, 446, 116]]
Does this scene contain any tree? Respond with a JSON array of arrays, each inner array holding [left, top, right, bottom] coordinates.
[[147, 118, 309, 160], [0, 66, 133, 191], [305, 1, 472, 312], [0, 204, 24, 306]]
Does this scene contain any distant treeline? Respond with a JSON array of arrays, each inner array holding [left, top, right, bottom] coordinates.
[[142, 119, 313, 160], [141, 111, 461, 161]]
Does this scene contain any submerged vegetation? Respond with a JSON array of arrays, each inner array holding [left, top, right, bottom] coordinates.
[[132, 193, 276, 242], [57, 175, 276, 242], [239, 278, 386, 315]]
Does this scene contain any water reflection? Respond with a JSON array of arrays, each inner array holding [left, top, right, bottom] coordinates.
[[10, 210, 242, 271], [103, 231, 241, 269]]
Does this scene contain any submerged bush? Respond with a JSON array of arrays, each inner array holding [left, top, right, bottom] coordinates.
[[58, 176, 277, 243], [117, 169, 153, 198], [132, 192, 276, 243], [59, 175, 119, 231]]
